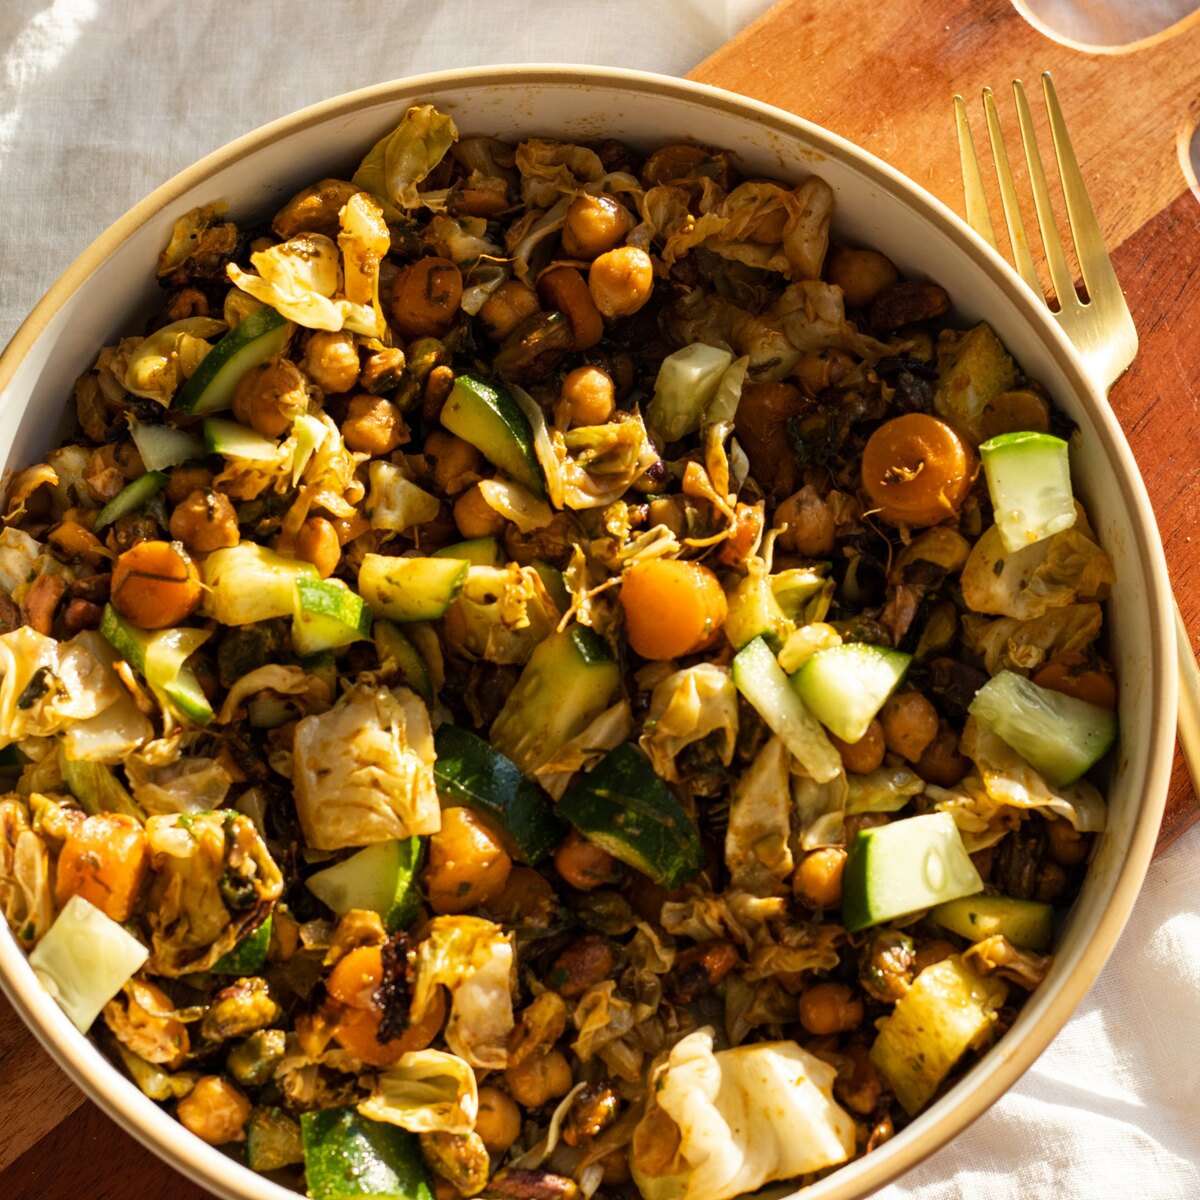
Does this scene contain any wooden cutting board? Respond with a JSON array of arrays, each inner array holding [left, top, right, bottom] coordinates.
[[691, 0, 1200, 854], [3, 3, 1199, 1196]]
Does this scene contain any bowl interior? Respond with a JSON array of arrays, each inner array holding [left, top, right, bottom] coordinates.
[[0, 67, 1175, 1200]]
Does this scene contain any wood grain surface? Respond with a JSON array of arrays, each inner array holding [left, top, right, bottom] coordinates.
[[3, 1, 1199, 1196]]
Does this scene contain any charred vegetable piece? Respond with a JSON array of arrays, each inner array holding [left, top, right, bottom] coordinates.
[[246, 1105, 305, 1172], [557, 743, 703, 888], [301, 1107, 433, 1200]]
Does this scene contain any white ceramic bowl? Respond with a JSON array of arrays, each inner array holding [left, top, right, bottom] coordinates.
[[0, 65, 1176, 1200]]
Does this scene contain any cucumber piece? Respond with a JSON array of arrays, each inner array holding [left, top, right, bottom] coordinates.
[[980, 431, 1076, 553], [306, 840, 423, 932], [531, 560, 570, 610], [100, 604, 214, 725], [968, 669, 1117, 787], [203, 417, 279, 461], [176, 306, 290, 415], [129, 421, 206, 471], [433, 537, 504, 567], [557, 743, 703, 887], [842, 811, 983, 932], [791, 642, 912, 744], [358, 554, 470, 622], [201, 543, 318, 626], [293, 578, 372, 655], [646, 343, 734, 442], [212, 916, 273, 974], [301, 1107, 433, 1200], [433, 724, 565, 863], [246, 1105, 304, 1172], [27, 895, 149, 1033], [931, 893, 1055, 952], [373, 620, 433, 703], [440, 374, 544, 495], [731, 636, 842, 783], [92, 471, 169, 531], [870, 956, 1008, 1115], [490, 625, 620, 775]]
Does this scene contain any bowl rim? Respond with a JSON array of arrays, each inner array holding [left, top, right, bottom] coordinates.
[[0, 62, 1177, 1200]]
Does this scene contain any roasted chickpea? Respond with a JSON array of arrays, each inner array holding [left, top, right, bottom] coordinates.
[[559, 365, 615, 427], [913, 720, 970, 787], [798, 982, 864, 1035], [272, 178, 360, 239], [295, 517, 341, 578], [111, 540, 202, 628], [554, 830, 621, 890], [475, 1086, 522, 1154], [775, 486, 836, 557], [168, 489, 240, 554], [232, 355, 308, 438], [829, 719, 886, 774], [1046, 817, 1089, 865], [389, 256, 463, 339], [880, 691, 940, 763], [792, 848, 847, 910], [453, 484, 507, 539], [795, 348, 856, 394], [587, 246, 654, 318], [425, 431, 483, 496], [504, 1048, 574, 1109], [826, 246, 900, 309], [342, 393, 408, 457], [165, 464, 215, 505], [424, 807, 512, 914], [979, 389, 1052, 439], [302, 330, 360, 394], [176, 1076, 251, 1145], [561, 193, 632, 260], [912, 939, 958, 975], [549, 935, 616, 999], [479, 280, 540, 341]]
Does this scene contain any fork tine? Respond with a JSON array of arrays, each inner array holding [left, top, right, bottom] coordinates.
[[953, 95, 998, 249], [982, 87, 1041, 296], [1041, 72, 1123, 306], [1012, 78, 1077, 308]]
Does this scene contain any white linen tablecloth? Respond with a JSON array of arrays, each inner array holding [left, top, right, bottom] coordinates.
[[1, 3, 1198, 1198]]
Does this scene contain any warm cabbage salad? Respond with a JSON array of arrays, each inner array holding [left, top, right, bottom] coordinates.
[[0, 105, 1119, 1199]]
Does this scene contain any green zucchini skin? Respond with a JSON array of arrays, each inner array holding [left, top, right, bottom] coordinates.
[[212, 916, 273, 974], [301, 1107, 433, 1200], [176, 306, 290, 415], [440, 374, 545, 495], [557, 743, 704, 888], [433, 724, 565, 864]]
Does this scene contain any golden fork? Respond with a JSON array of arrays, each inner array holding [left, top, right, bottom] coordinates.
[[953, 73, 1200, 800]]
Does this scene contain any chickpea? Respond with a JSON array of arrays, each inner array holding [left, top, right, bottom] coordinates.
[[559, 365, 615, 427], [295, 517, 341, 578], [342, 393, 408, 457], [424, 807, 512, 914], [425, 431, 483, 496], [980, 389, 1051, 440], [329, 513, 372, 546], [433, 1178, 460, 1200], [794, 348, 855, 394], [479, 279, 540, 341], [168, 488, 239, 554], [880, 691, 940, 763], [829, 719, 885, 774], [1036, 860, 1068, 903], [453, 484, 507, 539], [554, 831, 620, 890], [360, 346, 407, 395], [775, 486, 835, 557], [798, 982, 864, 1036], [389, 256, 463, 339], [826, 246, 900, 309], [504, 1048, 573, 1109], [587, 246, 654, 318], [166, 464, 215, 505], [549, 934, 616, 999], [912, 939, 958, 975], [232, 355, 308, 438], [914, 720, 969, 787], [302, 330, 360, 394], [561, 194, 632, 260], [1047, 818, 1089, 865], [176, 1076, 251, 1145], [792, 848, 847, 910], [475, 1086, 522, 1154], [272, 178, 360, 239], [111, 540, 202, 628]]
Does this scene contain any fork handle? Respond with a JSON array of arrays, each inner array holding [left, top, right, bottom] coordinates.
[[1172, 600, 1200, 803]]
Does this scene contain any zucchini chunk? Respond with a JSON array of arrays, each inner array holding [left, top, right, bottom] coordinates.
[[557, 742, 704, 888], [305, 840, 423, 932], [433, 724, 565, 863], [440, 374, 545, 495], [433, 537, 505, 567], [176, 305, 290, 415], [373, 619, 434, 703], [931, 893, 1055, 952], [293, 578, 372, 655], [92, 471, 168, 532], [358, 554, 470, 623], [301, 1107, 433, 1200], [201, 542, 318, 626], [791, 642, 911, 744]]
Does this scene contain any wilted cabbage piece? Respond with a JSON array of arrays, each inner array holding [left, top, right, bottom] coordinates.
[[514, 139, 605, 208], [0, 793, 54, 945], [410, 916, 514, 1069], [358, 1049, 479, 1134], [791, 764, 848, 850], [123, 317, 226, 405], [156, 202, 237, 277], [556, 412, 659, 510], [962, 602, 1104, 675], [724, 736, 792, 895], [367, 461, 438, 534], [629, 1028, 855, 1200], [640, 663, 738, 783], [536, 700, 632, 800], [449, 563, 560, 666], [353, 103, 458, 220], [292, 684, 440, 850]]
